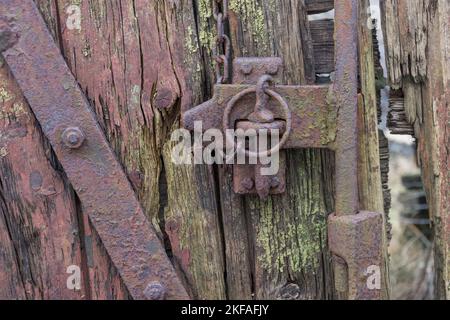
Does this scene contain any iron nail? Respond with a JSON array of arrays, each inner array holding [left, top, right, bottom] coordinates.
[[144, 281, 166, 300], [62, 127, 85, 149]]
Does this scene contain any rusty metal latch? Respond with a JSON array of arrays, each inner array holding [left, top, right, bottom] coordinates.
[[183, 0, 384, 299], [0, 0, 188, 300]]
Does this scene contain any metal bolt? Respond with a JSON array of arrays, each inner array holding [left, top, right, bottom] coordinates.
[[144, 281, 166, 300], [62, 127, 85, 149], [241, 178, 254, 191]]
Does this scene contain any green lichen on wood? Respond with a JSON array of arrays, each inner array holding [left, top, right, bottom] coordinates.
[[185, 26, 199, 56], [229, 0, 272, 52], [0, 87, 14, 103], [197, 0, 217, 52], [82, 39, 91, 58], [256, 210, 326, 273], [183, 26, 202, 76], [0, 102, 27, 121], [254, 151, 328, 274], [181, 2, 213, 86], [0, 146, 8, 158]]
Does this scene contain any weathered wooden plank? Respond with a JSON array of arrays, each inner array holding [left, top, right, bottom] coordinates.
[[35, 0, 132, 300], [381, 0, 428, 89], [382, 0, 450, 299], [357, 0, 391, 299], [306, 0, 334, 14], [310, 19, 334, 74], [0, 58, 86, 300], [388, 93, 415, 136]]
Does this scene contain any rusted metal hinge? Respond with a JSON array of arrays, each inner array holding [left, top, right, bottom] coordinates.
[[183, 0, 384, 299], [0, 0, 188, 300]]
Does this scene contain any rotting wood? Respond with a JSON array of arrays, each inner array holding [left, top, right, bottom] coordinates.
[[357, 0, 390, 299], [306, 0, 334, 14], [388, 92, 415, 136], [310, 19, 335, 74], [382, 0, 449, 299]]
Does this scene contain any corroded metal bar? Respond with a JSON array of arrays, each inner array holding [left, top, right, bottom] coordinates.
[[183, 84, 336, 149], [333, 0, 360, 216], [0, 0, 188, 300]]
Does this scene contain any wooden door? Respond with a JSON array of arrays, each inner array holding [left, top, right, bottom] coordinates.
[[0, 0, 390, 300]]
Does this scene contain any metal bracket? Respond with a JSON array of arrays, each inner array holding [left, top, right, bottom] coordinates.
[[328, 212, 383, 299], [0, 0, 188, 300]]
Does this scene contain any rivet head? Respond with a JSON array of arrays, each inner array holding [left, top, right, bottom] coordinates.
[[62, 127, 85, 149], [144, 282, 166, 300]]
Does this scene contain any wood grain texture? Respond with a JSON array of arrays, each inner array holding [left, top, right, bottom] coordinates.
[[0, 57, 86, 300], [382, 0, 450, 299], [358, 0, 390, 299], [305, 0, 334, 14], [310, 19, 334, 74]]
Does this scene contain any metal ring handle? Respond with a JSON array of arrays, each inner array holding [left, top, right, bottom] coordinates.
[[223, 87, 292, 159]]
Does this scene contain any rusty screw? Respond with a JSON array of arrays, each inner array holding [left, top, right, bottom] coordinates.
[[62, 127, 85, 149], [241, 178, 254, 191], [144, 281, 166, 300]]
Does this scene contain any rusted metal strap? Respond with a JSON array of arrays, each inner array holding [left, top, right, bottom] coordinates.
[[329, 0, 383, 300], [333, 0, 360, 216], [0, 0, 188, 300]]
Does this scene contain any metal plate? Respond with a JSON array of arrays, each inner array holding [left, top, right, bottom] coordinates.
[[183, 84, 336, 150]]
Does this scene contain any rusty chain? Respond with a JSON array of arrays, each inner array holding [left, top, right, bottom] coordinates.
[[213, 0, 230, 84]]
